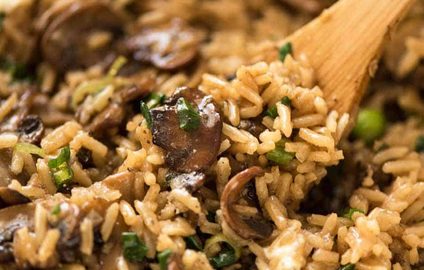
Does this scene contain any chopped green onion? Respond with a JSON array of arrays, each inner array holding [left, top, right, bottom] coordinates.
[[140, 101, 153, 129], [0, 58, 31, 82], [415, 135, 424, 153], [266, 140, 295, 166], [352, 109, 386, 144], [265, 96, 291, 119], [279, 42, 293, 62], [145, 92, 165, 109], [339, 264, 355, 270], [157, 249, 172, 270], [343, 208, 364, 220], [122, 232, 148, 262], [71, 77, 114, 108], [281, 96, 291, 106], [176, 97, 201, 132], [205, 234, 241, 268], [185, 235, 203, 250], [108, 56, 128, 77], [48, 146, 73, 189], [0, 13, 5, 32], [15, 142, 45, 157], [51, 204, 61, 216]]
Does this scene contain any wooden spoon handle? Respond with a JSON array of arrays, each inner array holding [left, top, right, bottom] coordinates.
[[288, 0, 416, 115]]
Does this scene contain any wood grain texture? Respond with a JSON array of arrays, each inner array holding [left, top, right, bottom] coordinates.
[[287, 0, 415, 117]]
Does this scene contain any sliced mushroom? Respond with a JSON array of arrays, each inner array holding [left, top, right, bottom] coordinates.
[[125, 19, 200, 70], [238, 118, 266, 138], [41, 2, 124, 72], [278, 0, 331, 14], [0, 204, 35, 263], [151, 87, 222, 173], [17, 115, 44, 144], [166, 171, 206, 193], [87, 102, 125, 137], [221, 167, 273, 240], [101, 171, 136, 202]]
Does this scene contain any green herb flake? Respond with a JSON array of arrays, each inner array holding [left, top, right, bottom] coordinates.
[[266, 140, 295, 166], [281, 96, 291, 107], [343, 208, 364, 220], [415, 135, 424, 153], [51, 204, 61, 216], [279, 42, 293, 62], [210, 248, 237, 268], [176, 97, 201, 132], [185, 235, 203, 251], [122, 232, 148, 262], [140, 101, 153, 129], [0, 13, 5, 32], [145, 92, 165, 109], [15, 142, 45, 157], [339, 263, 355, 270], [48, 146, 73, 189], [157, 249, 172, 270], [265, 96, 291, 119]]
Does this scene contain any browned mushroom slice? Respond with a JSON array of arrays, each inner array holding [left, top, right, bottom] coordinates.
[[166, 171, 206, 193], [0, 204, 35, 263], [125, 19, 200, 70], [151, 87, 222, 173], [17, 115, 44, 144], [221, 166, 273, 240], [87, 102, 125, 137], [238, 118, 266, 138], [278, 0, 331, 14], [41, 2, 124, 72]]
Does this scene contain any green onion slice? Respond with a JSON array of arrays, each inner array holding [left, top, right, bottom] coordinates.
[[145, 92, 166, 109], [48, 146, 73, 189], [185, 235, 203, 251], [51, 204, 61, 216], [15, 142, 45, 157], [266, 140, 295, 166], [339, 263, 355, 270], [108, 56, 128, 77], [176, 97, 201, 132], [204, 233, 241, 268], [415, 135, 424, 153], [279, 42, 293, 62], [140, 101, 153, 129], [343, 208, 364, 220], [157, 249, 172, 270], [122, 232, 148, 262]]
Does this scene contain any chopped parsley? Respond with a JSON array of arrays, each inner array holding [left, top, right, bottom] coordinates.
[[176, 97, 201, 132], [339, 264, 355, 270], [279, 42, 293, 62], [185, 235, 203, 251], [157, 249, 172, 270], [145, 92, 165, 109], [140, 101, 153, 129], [51, 204, 61, 216], [265, 96, 291, 119], [266, 140, 295, 166], [122, 232, 148, 262]]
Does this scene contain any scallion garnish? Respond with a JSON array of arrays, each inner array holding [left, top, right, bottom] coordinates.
[[265, 96, 291, 119], [157, 249, 172, 270], [122, 232, 148, 262], [279, 42, 293, 62], [339, 263, 355, 270], [343, 208, 364, 220], [415, 135, 424, 153], [0, 13, 5, 32], [266, 140, 295, 166], [176, 97, 201, 132], [48, 146, 73, 189], [140, 101, 153, 129], [185, 235, 203, 250], [51, 204, 61, 216], [15, 142, 45, 157], [145, 92, 165, 109], [205, 234, 241, 268], [108, 56, 127, 77]]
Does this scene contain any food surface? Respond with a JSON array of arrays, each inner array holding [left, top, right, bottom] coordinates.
[[0, 0, 423, 269]]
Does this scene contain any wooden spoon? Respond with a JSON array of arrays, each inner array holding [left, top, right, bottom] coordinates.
[[287, 0, 416, 117]]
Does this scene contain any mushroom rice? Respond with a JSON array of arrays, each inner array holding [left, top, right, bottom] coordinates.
[[0, 0, 423, 269]]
